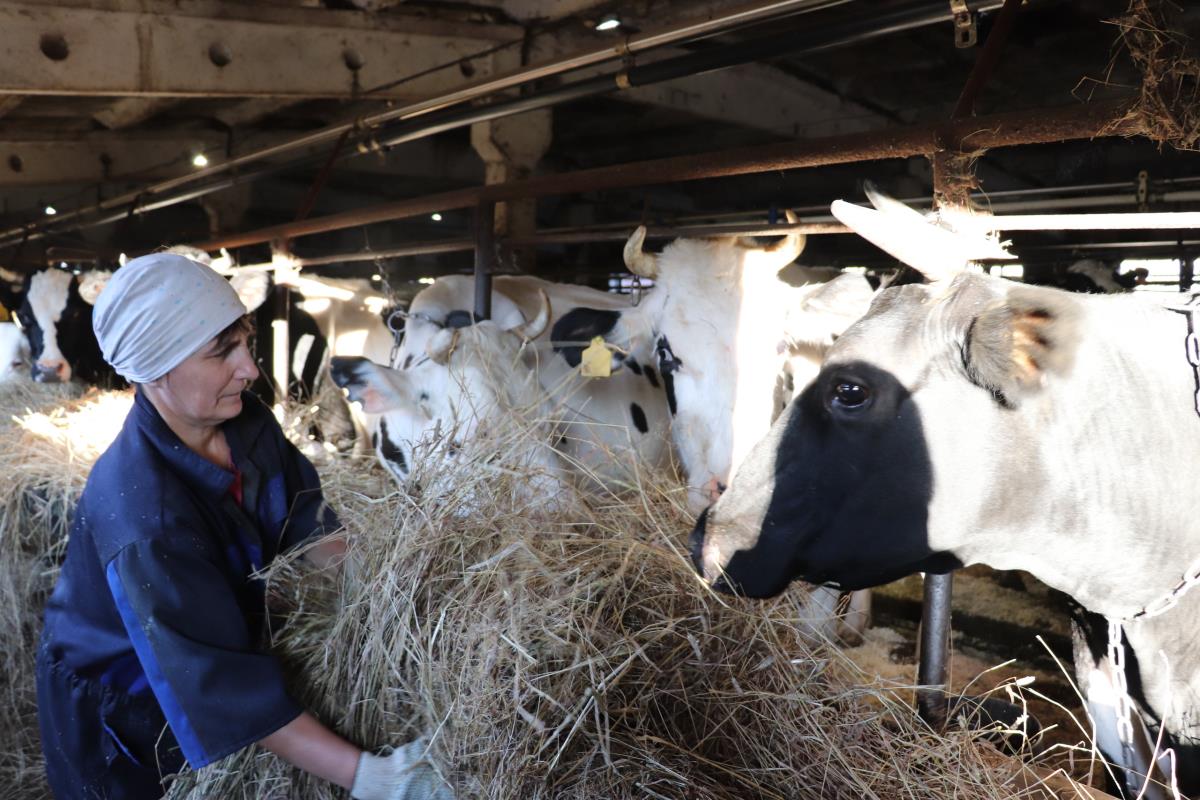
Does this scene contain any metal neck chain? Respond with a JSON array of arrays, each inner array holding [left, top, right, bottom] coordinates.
[[1166, 299, 1200, 417]]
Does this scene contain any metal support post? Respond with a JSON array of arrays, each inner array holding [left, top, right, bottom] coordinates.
[[917, 571, 954, 724], [474, 201, 494, 321]]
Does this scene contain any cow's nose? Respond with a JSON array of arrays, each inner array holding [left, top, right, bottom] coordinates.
[[33, 361, 67, 383], [690, 509, 734, 594], [703, 477, 727, 503]]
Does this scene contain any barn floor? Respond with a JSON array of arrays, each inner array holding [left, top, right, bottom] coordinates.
[[849, 567, 1103, 786]]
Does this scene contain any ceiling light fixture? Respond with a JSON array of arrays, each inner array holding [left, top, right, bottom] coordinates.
[[595, 14, 620, 31], [44, 205, 57, 216], [192, 153, 209, 168], [430, 213, 443, 221]]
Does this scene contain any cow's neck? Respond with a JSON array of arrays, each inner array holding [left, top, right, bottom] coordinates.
[[964, 299, 1200, 619]]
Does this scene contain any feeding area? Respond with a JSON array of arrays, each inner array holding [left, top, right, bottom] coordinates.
[[0, 0, 1198, 798], [0, 382, 1106, 799]]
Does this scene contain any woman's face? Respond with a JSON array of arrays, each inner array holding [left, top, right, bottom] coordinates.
[[147, 325, 259, 428]]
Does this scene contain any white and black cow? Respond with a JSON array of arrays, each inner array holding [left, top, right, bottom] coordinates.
[[692, 188, 1200, 797], [0, 266, 117, 386], [330, 291, 575, 506], [620, 219, 876, 513], [333, 274, 672, 493], [0, 321, 30, 381]]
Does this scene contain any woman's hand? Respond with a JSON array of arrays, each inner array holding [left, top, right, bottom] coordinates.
[[303, 534, 349, 571]]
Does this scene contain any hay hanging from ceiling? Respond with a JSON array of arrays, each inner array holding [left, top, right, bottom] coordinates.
[[1104, 0, 1200, 151]]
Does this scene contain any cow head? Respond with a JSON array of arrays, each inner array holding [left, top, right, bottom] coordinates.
[[0, 322, 30, 381], [331, 291, 558, 488], [623, 219, 873, 513], [688, 189, 1135, 608], [0, 267, 117, 385]]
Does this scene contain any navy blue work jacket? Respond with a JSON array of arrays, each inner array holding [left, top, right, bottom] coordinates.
[[37, 389, 340, 798]]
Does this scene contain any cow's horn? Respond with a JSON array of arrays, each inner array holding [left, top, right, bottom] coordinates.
[[623, 226, 658, 279], [510, 289, 551, 341], [761, 210, 806, 272]]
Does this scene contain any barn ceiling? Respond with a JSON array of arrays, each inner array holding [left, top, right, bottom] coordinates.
[[0, 0, 1197, 286]]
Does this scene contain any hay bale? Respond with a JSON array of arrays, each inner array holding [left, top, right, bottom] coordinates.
[[0, 383, 132, 800], [167, 424, 1097, 800]]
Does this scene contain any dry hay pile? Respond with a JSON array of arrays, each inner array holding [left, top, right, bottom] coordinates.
[[166, 416, 1100, 800], [0, 382, 133, 800], [0, 381, 1107, 799]]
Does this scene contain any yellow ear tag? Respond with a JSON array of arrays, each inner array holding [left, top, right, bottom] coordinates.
[[580, 336, 612, 378]]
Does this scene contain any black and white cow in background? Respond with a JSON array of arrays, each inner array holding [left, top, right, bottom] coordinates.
[[1028, 258, 1150, 294], [0, 320, 30, 382], [332, 274, 672, 494], [0, 266, 117, 386], [691, 187, 1200, 798]]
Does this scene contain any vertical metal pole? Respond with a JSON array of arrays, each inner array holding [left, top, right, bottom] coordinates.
[[917, 571, 953, 724], [474, 201, 494, 321], [270, 283, 289, 422]]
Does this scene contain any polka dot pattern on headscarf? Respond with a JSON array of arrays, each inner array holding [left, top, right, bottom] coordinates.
[[92, 252, 248, 383]]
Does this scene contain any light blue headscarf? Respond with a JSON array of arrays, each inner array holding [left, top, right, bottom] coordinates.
[[92, 252, 247, 383]]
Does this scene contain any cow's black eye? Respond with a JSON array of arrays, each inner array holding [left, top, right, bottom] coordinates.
[[831, 381, 870, 410]]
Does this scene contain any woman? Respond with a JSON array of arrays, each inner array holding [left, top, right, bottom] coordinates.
[[35, 252, 449, 800]]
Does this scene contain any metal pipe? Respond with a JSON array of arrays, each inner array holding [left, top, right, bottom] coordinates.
[[952, 0, 1025, 119], [0, 0, 846, 246], [984, 211, 1200, 231], [474, 202, 494, 321], [506, 221, 849, 245], [917, 572, 954, 725], [289, 222, 844, 267], [295, 239, 474, 266], [189, 98, 1138, 252]]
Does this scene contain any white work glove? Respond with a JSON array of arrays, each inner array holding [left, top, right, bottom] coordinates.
[[350, 738, 453, 800]]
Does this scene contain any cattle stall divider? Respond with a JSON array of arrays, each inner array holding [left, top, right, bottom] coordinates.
[[474, 202, 495, 321]]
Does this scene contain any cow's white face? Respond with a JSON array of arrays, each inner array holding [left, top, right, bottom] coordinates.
[[26, 269, 76, 382], [0, 322, 30, 381], [331, 300, 563, 500], [625, 230, 873, 513]]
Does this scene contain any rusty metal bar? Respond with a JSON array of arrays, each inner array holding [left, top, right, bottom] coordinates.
[[506, 222, 849, 246], [193, 99, 1137, 252], [952, 0, 1025, 119], [294, 238, 474, 266], [289, 222, 847, 268]]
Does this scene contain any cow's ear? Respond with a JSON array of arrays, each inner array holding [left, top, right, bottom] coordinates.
[[965, 286, 1082, 404], [426, 328, 458, 365], [329, 356, 408, 414], [77, 270, 112, 306], [229, 270, 271, 312]]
